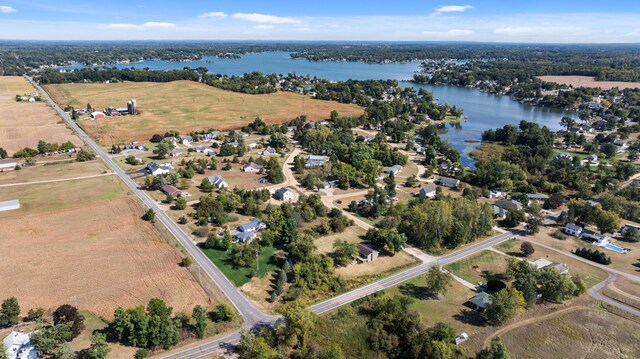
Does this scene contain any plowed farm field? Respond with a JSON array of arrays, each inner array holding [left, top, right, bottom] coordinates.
[[0, 76, 81, 155]]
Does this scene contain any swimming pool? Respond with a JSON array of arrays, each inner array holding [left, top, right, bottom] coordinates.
[[604, 243, 627, 254]]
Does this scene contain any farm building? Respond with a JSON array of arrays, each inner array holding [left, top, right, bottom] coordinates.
[[90, 111, 106, 119], [274, 187, 294, 201], [0, 158, 17, 170], [357, 243, 379, 263], [0, 200, 20, 212]]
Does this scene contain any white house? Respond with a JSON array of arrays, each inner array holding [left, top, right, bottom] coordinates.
[[564, 223, 583, 237], [305, 155, 329, 168], [207, 175, 229, 189], [262, 146, 277, 156], [418, 185, 437, 199], [384, 165, 403, 176], [274, 187, 294, 201], [357, 243, 379, 263], [3, 331, 42, 359], [170, 148, 183, 157], [243, 162, 263, 173], [146, 162, 174, 176]]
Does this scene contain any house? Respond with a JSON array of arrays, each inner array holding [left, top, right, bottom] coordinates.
[[384, 165, 403, 176], [262, 146, 277, 156], [621, 223, 640, 235], [274, 187, 294, 201], [437, 177, 460, 188], [305, 155, 330, 168], [0, 200, 20, 212], [161, 185, 181, 197], [207, 175, 229, 189], [238, 219, 267, 233], [532, 258, 569, 275], [526, 193, 549, 203], [581, 229, 609, 245], [555, 153, 573, 161], [0, 158, 17, 170], [170, 148, 183, 157], [492, 205, 507, 220], [146, 162, 174, 176], [90, 111, 105, 119], [179, 135, 193, 146], [235, 231, 256, 243], [467, 292, 492, 311], [243, 162, 263, 173], [564, 223, 583, 237], [202, 131, 220, 141], [3, 331, 42, 359], [414, 144, 426, 154], [495, 199, 523, 211], [585, 154, 598, 162], [357, 243, 379, 262], [203, 149, 216, 156], [613, 140, 628, 148], [592, 119, 608, 130], [418, 185, 437, 199]]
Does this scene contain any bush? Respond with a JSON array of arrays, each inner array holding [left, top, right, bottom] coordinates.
[[135, 348, 149, 359], [179, 257, 192, 267], [76, 150, 95, 162], [574, 247, 612, 265]]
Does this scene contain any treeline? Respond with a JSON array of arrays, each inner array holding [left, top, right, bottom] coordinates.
[[36, 67, 200, 84], [574, 247, 612, 265]]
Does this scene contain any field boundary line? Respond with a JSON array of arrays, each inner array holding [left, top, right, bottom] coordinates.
[[0, 172, 114, 187]]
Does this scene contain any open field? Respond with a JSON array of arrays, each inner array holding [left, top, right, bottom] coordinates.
[[500, 308, 640, 358], [445, 250, 510, 285], [0, 176, 212, 319], [0, 76, 81, 155], [44, 81, 365, 144], [200, 245, 279, 287], [538, 75, 640, 90], [0, 160, 110, 185]]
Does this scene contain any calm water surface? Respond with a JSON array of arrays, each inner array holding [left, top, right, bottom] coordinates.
[[66, 52, 573, 167]]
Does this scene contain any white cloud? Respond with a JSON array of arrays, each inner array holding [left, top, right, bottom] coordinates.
[[254, 25, 274, 30], [0, 5, 17, 13], [199, 12, 227, 18], [434, 5, 474, 14], [493, 27, 536, 35], [104, 22, 175, 30], [231, 13, 300, 24], [296, 27, 311, 32], [422, 29, 474, 37]]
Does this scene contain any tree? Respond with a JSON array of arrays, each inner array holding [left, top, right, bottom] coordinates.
[[200, 177, 213, 193], [76, 150, 95, 162], [592, 207, 620, 234], [520, 242, 535, 257], [126, 155, 140, 165], [237, 330, 276, 359], [275, 268, 288, 296], [384, 173, 397, 198], [314, 344, 346, 359], [191, 305, 207, 339], [424, 267, 453, 298], [150, 134, 164, 143], [293, 155, 306, 174], [26, 307, 45, 322], [174, 197, 187, 210], [85, 333, 111, 359], [276, 300, 316, 349], [508, 259, 538, 308], [266, 156, 284, 184], [30, 322, 72, 355], [179, 257, 192, 267], [146, 298, 179, 349], [212, 303, 235, 322], [0, 147, 7, 159], [476, 337, 511, 359], [525, 212, 542, 235], [142, 208, 156, 222], [53, 304, 85, 340], [503, 209, 525, 228], [134, 348, 149, 359], [51, 343, 75, 359], [485, 288, 526, 325], [153, 139, 175, 159], [538, 267, 577, 303], [623, 227, 640, 243], [0, 297, 20, 328], [332, 239, 358, 266]]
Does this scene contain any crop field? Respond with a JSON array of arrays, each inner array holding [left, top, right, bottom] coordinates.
[[538, 75, 640, 90], [500, 309, 640, 358], [0, 76, 81, 155], [44, 81, 365, 144], [0, 176, 211, 318]]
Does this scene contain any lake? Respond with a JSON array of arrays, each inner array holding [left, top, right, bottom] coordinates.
[[65, 52, 574, 167]]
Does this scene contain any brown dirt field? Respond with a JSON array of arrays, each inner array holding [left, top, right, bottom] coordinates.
[[0, 197, 210, 318], [499, 308, 640, 358], [44, 81, 364, 145], [538, 75, 640, 90], [0, 76, 82, 155]]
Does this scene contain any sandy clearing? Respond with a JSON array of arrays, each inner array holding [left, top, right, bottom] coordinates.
[[538, 75, 640, 90], [0, 198, 210, 318], [0, 76, 82, 155]]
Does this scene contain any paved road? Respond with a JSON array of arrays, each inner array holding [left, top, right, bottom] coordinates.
[[31, 78, 277, 328], [587, 273, 640, 317]]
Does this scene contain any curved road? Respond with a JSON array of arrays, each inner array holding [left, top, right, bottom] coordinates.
[[33, 78, 640, 358]]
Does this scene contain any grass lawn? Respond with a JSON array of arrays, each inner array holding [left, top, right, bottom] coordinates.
[[200, 245, 279, 287], [495, 238, 521, 254], [45, 81, 364, 145], [0, 160, 110, 185], [444, 250, 511, 285]]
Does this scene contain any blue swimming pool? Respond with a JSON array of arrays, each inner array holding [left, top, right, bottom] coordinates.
[[604, 243, 627, 254]]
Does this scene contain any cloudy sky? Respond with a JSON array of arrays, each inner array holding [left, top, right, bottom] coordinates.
[[1, 0, 639, 42]]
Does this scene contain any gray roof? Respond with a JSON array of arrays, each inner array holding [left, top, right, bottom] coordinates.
[[469, 292, 492, 309], [495, 199, 523, 211], [238, 219, 266, 232], [274, 187, 293, 199], [420, 185, 436, 194], [526, 193, 549, 200], [438, 177, 459, 187], [235, 232, 256, 242], [357, 243, 377, 256], [564, 223, 583, 232]]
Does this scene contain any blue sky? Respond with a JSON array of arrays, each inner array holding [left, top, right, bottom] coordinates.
[[1, 1, 639, 42]]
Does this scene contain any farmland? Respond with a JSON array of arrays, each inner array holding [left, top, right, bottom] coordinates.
[[0, 76, 81, 155], [538, 75, 640, 90], [44, 80, 365, 144], [0, 174, 213, 319]]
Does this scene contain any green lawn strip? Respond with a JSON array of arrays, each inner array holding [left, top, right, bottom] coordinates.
[[200, 245, 278, 286], [444, 250, 510, 285]]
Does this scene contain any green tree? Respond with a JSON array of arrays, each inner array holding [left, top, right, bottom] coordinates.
[[237, 330, 276, 359], [384, 173, 397, 198], [174, 197, 187, 210], [0, 297, 20, 327], [51, 343, 75, 359], [0, 147, 7, 159], [134, 348, 149, 359], [277, 300, 316, 349], [146, 298, 179, 349], [314, 343, 346, 359], [85, 333, 111, 359], [266, 156, 284, 184], [212, 303, 235, 322], [153, 139, 175, 159], [76, 150, 95, 162], [508, 259, 538, 308], [503, 209, 525, 228], [200, 178, 213, 193], [476, 337, 511, 359], [30, 322, 72, 355], [592, 207, 620, 234], [520, 242, 535, 257], [142, 208, 156, 222], [191, 305, 207, 339], [485, 288, 526, 325], [293, 155, 306, 174], [424, 267, 453, 298], [538, 267, 577, 303], [332, 239, 358, 266]]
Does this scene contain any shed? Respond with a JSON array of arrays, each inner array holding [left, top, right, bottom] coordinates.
[[0, 158, 17, 170], [0, 200, 20, 212], [357, 243, 379, 262], [467, 292, 492, 311]]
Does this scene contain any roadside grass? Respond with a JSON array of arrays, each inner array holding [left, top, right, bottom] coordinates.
[[312, 306, 378, 359], [45, 81, 364, 145], [199, 245, 279, 287], [499, 308, 640, 358], [494, 238, 520, 254], [601, 287, 640, 310], [314, 226, 365, 255], [444, 250, 511, 286], [0, 160, 109, 185]]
